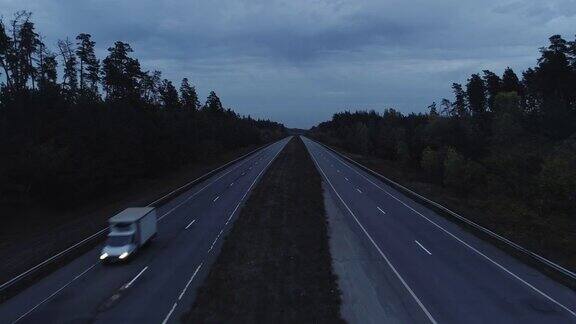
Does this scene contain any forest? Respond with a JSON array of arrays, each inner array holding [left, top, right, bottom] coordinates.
[[0, 11, 286, 207], [310, 34, 576, 268]]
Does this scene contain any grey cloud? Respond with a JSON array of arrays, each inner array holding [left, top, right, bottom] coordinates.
[[1, 0, 575, 127]]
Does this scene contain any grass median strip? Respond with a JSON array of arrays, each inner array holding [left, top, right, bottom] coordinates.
[[182, 137, 343, 323]]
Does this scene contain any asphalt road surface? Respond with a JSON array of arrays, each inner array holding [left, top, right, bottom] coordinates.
[[0, 137, 290, 324], [302, 136, 576, 324]]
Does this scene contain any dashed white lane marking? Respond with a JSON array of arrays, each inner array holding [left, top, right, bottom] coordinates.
[[178, 263, 203, 301], [223, 141, 285, 230], [185, 219, 196, 230], [356, 188, 362, 193], [415, 240, 432, 255], [345, 177, 349, 181], [10, 143, 286, 324], [377, 206, 387, 215], [11, 263, 97, 324], [316, 140, 576, 318], [158, 151, 261, 221], [230, 182, 234, 186], [337, 169, 340, 173], [123, 266, 148, 289], [161, 302, 178, 324], [308, 146, 438, 324], [163, 141, 287, 324], [213, 196, 220, 202]]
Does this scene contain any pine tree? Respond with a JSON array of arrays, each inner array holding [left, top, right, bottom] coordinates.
[[428, 101, 438, 115], [180, 78, 199, 111], [451, 83, 467, 117], [58, 38, 78, 94], [0, 18, 13, 88], [76, 33, 99, 93], [159, 78, 180, 110], [102, 41, 142, 100], [501, 67, 521, 94], [18, 16, 40, 89], [482, 70, 501, 111], [204, 91, 223, 113], [466, 74, 487, 119]]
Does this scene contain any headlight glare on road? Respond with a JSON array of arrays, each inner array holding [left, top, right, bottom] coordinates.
[[119, 252, 129, 259], [99, 253, 108, 260]]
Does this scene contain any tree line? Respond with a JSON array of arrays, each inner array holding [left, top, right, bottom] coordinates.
[[0, 11, 286, 207], [310, 34, 576, 252]]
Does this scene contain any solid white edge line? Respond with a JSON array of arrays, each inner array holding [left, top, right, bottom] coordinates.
[[11, 263, 97, 324], [305, 139, 438, 324], [224, 140, 285, 226], [178, 263, 203, 301], [377, 206, 387, 215], [158, 150, 260, 221], [123, 266, 149, 289], [315, 137, 576, 318], [185, 219, 196, 230], [161, 302, 178, 324], [164, 138, 288, 322], [415, 241, 432, 255], [9, 141, 287, 323]]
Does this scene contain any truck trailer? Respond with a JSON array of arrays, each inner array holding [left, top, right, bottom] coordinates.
[[100, 207, 157, 262]]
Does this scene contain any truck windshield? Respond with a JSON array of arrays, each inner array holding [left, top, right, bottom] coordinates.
[[106, 235, 133, 247]]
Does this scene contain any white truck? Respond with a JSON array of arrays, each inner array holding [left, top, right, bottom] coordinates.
[[100, 207, 157, 262]]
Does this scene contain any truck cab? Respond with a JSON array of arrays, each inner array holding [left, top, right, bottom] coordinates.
[[100, 207, 157, 262]]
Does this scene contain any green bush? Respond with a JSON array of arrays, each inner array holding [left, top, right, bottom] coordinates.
[[420, 146, 443, 184]]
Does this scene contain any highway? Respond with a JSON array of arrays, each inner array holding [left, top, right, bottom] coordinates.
[[302, 136, 576, 324], [0, 137, 290, 324]]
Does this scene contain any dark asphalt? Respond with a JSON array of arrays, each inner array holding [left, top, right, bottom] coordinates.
[[302, 136, 576, 324], [0, 137, 290, 324]]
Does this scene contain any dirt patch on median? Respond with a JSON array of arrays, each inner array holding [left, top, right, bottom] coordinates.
[[182, 137, 343, 323]]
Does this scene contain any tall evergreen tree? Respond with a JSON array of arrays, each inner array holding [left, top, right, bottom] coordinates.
[[102, 41, 142, 101], [76, 33, 99, 93], [466, 74, 487, 117], [501, 67, 522, 94], [37, 42, 57, 90], [180, 77, 199, 111], [427, 102, 438, 117], [159, 78, 180, 110], [204, 91, 224, 113], [0, 18, 12, 88], [17, 16, 40, 89], [532, 35, 575, 138], [451, 83, 467, 117], [482, 70, 501, 111], [58, 38, 78, 94], [141, 70, 162, 105]]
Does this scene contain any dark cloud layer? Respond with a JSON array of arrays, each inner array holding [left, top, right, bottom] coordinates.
[[1, 0, 575, 127]]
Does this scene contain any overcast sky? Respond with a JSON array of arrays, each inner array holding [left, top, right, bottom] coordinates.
[[1, 0, 575, 128]]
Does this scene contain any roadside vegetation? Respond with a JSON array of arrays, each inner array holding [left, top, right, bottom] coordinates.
[[0, 10, 285, 289], [183, 137, 343, 323], [309, 35, 576, 271], [0, 11, 286, 211]]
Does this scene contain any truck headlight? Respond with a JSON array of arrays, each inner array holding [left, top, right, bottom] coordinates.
[[119, 252, 129, 259], [100, 253, 108, 260]]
